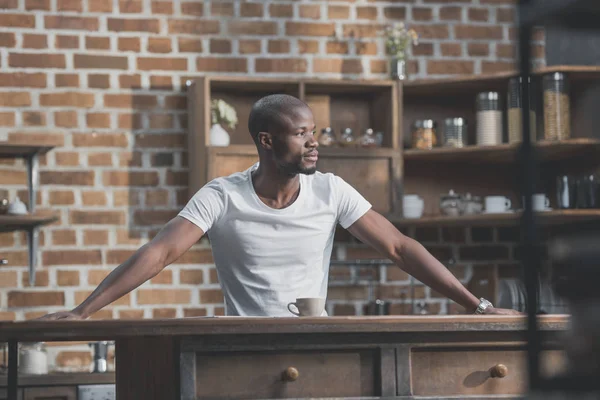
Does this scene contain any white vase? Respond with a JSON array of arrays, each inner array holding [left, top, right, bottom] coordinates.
[[210, 123, 230, 147]]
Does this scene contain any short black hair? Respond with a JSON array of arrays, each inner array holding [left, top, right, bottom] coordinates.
[[248, 94, 309, 143]]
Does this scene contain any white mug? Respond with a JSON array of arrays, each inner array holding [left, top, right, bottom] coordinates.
[[485, 196, 512, 213], [403, 195, 424, 219], [532, 194, 550, 211], [287, 297, 325, 317]]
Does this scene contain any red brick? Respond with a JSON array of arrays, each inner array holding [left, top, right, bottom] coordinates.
[[210, 39, 231, 54], [287, 22, 334, 37], [119, 309, 144, 319], [104, 94, 157, 109], [55, 35, 78, 49], [0, 72, 46, 88], [57, 0, 81, 11], [356, 42, 377, 55], [178, 38, 202, 53], [148, 37, 171, 53], [22, 111, 45, 126], [9, 53, 65, 68], [0, 271, 17, 287], [482, 61, 515, 73], [74, 54, 128, 69], [52, 229, 76, 245], [118, 113, 142, 129], [119, 0, 142, 13], [427, 60, 474, 75], [8, 291, 64, 307], [328, 5, 349, 19], [145, 189, 169, 206], [118, 74, 141, 89], [0, 0, 18, 8], [84, 230, 108, 245], [180, 269, 204, 284], [229, 21, 276, 35], [55, 351, 92, 367], [55, 73, 79, 88], [255, 58, 307, 73], [0, 32, 16, 47], [86, 152, 112, 166], [57, 270, 80, 286], [455, 25, 503, 40], [137, 57, 186, 71], [88, 74, 110, 89], [153, 308, 176, 318], [356, 6, 377, 20], [459, 245, 509, 260], [151, 269, 172, 284], [134, 210, 178, 225], [383, 7, 406, 19], [168, 19, 219, 34], [88, 0, 112, 12], [150, 76, 172, 90], [108, 18, 159, 33], [184, 308, 207, 317], [412, 7, 433, 20], [73, 133, 127, 147], [328, 286, 369, 301], [152, 1, 172, 14], [0, 13, 35, 27], [326, 41, 348, 54], [49, 190, 74, 205], [22, 33, 47, 49], [197, 57, 247, 72], [299, 4, 320, 19], [241, 2, 263, 17], [0, 112, 15, 126], [497, 8, 515, 22], [468, 7, 489, 21], [85, 36, 110, 50], [55, 152, 79, 166], [413, 24, 450, 39], [0, 169, 25, 184], [439, 6, 462, 20], [299, 40, 319, 54], [40, 92, 94, 107], [413, 42, 434, 56], [41, 171, 94, 185], [211, 2, 233, 16], [469, 43, 489, 56], [0, 92, 30, 107], [70, 210, 124, 225], [138, 289, 191, 305], [313, 58, 362, 74], [45, 15, 98, 30], [149, 113, 173, 129], [118, 37, 140, 52], [480, 0, 515, 3], [269, 4, 292, 17], [81, 191, 106, 206], [180, 2, 202, 15], [103, 171, 158, 186], [441, 43, 462, 57], [268, 39, 290, 54], [54, 110, 78, 127], [199, 289, 223, 304]]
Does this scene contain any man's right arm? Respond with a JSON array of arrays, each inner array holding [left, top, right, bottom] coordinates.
[[37, 216, 205, 320]]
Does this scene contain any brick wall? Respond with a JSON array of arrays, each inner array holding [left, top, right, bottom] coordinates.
[[0, 0, 545, 371]]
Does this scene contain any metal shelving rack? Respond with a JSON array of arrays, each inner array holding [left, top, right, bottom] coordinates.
[[517, 0, 600, 395]]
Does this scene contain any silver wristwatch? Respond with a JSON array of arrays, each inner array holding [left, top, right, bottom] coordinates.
[[474, 297, 493, 314]]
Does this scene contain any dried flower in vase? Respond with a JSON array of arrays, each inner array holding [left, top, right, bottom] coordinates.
[[382, 22, 419, 61], [211, 99, 238, 129]]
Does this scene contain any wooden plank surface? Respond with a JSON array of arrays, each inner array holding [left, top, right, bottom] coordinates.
[[0, 315, 568, 342], [0, 373, 115, 388]]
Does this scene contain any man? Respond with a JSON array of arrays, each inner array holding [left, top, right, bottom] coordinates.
[[40, 94, 518, 320]]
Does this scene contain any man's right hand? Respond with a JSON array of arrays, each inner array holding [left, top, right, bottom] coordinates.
[[35, 310, 86, 321]]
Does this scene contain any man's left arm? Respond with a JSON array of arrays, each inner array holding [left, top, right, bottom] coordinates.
[[347, 209, 520, 315]]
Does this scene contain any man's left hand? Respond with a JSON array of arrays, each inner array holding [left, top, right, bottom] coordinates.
[[483, 306, 524, 315]]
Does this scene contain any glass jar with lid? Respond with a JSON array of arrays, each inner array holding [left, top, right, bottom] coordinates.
[[443, 118, 468, 148], [317, 127, 336, 147], [339, 128, 356, 147], [476, 91, 503, 146], [508, 76, 537, 143], [543, 72, 571, 141], [411, 119, 437, 150], [358, 128, 378, 148]]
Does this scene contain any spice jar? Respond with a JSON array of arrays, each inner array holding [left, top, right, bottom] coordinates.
[[443, 118, 468, 148], [476, 92, 503, 146], [543, 72, 571, 141], [317, 127, 336, 147], [358, 128, 378, 148], [339, 128, 356, 147], [412, 119, 437, 150], [508, 77, 537, 143]]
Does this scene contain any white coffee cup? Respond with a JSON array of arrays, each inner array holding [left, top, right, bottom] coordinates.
[[485, 196, 512, 213], [532, 194, 550, 211], [287, 297, 326, 317], [403, 195, 424, 219]]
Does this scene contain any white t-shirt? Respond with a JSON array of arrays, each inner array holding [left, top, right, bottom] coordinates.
[[177, 163, 372, 316]]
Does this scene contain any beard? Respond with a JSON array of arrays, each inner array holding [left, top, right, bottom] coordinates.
[[275, 157, 317, 176]]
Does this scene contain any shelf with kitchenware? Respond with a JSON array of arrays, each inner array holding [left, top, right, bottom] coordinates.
[[401, 65, 600, 222], [0, 142, 58, 286], [187, 75, 403, 216]]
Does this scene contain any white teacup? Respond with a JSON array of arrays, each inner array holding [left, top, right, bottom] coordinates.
[[403, 195, 424, 219], [532, 194, 550, 211], [287, 297, 325, 317], [485, 196, 512, 213]]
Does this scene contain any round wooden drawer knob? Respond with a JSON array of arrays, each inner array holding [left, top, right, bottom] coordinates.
[[490, 363, 508, 378], [282, 366, 299, 382]]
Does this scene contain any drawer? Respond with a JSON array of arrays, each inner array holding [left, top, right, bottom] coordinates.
[[411, 347, 567, 396], [194, 350, 376, 399]]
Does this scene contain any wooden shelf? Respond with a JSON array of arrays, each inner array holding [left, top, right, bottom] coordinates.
[[388, 209, 600, 227], [209, 144, 399, 158], [403, 138, 600, 164], [0, 213, 59, 232], [0, 143, 55, 158]]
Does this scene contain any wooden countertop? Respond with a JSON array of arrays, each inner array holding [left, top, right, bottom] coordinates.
[[0, 372, 115, 387], [0, 315, 569, 342]]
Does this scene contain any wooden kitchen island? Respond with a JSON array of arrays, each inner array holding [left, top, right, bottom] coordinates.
[[0, 315, 569, 399]]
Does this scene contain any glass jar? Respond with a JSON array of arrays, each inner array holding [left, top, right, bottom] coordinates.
[[476, 92, 503, 146], [508, 77, 537, 143], [440, 189, 463, 216], [358, 128, 378, 148], [19, 342, 48, 375], [411, 119, 437, 150], [317, 127, 336, 147], [543, 72, 571, 141], [443, 118, 467, 148], [339, 128, 356, 147]]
